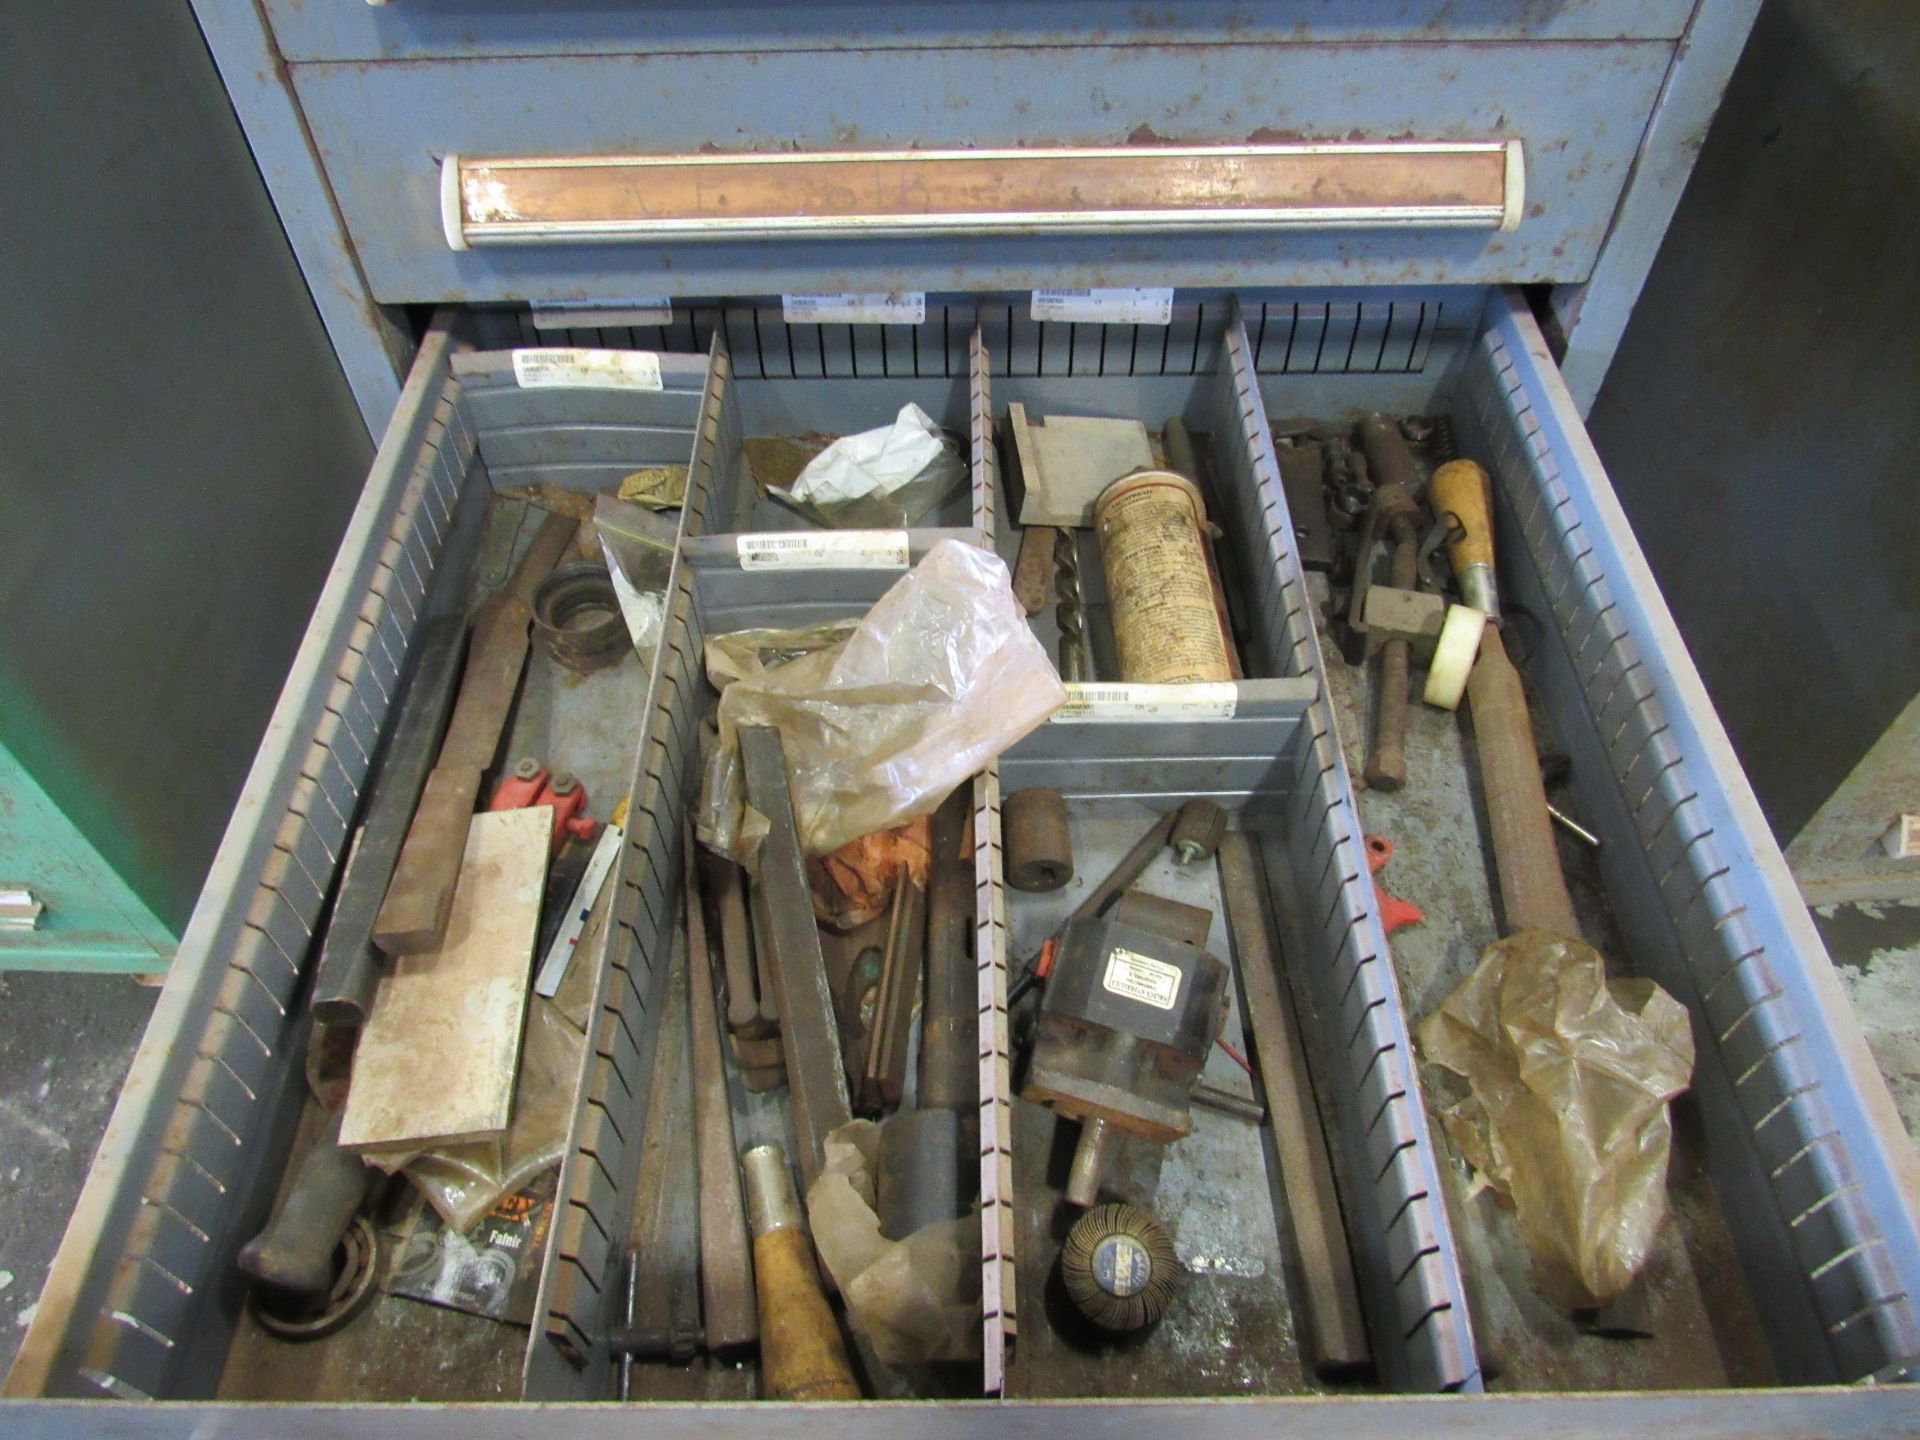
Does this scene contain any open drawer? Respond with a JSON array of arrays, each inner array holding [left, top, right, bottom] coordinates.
[[9, 290, 1920, 1434]]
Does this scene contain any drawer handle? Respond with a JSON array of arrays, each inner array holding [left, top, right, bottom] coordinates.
[[440, 141, 1524, 249]]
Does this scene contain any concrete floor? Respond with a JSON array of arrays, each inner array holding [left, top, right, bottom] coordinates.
[[0, 970, 157, 1376], [1815, 902, 1920, 1143]]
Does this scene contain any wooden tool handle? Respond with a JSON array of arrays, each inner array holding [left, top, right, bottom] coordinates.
[[1431, 459, 1495, 578], [753, 1227, 859, 1400], [744, 1144, 859, 1401], [373, 766, 484, 953], [1467, 627, 1580, 938]]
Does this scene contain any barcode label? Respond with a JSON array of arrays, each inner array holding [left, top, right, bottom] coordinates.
[[531, 298, 674, 329], [511, 347, 662, 391], [782, 292, 927, 325], [736, 530, 911, 570], [1052, 681, 1237, 722], [1031, 288, 1174, 325]]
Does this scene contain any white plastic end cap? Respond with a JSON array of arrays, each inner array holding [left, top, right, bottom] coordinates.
[[439, 155, 468, 252], [1423, 604, 1488, 711], [1501, 140, 1527, 232]]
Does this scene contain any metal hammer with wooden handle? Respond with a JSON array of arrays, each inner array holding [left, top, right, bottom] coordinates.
[[1430, 459, 1580, 939]]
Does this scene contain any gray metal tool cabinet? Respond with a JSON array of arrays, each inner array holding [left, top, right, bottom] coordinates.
[[10, 2, 1920, 1434]]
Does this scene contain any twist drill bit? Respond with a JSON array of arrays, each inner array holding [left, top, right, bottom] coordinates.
[[1054, 527, 1089, 682]]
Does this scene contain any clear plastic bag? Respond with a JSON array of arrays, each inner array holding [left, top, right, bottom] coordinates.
[[765, 404, 967, 529], [806, 1120, 982, 1366], [594, 494, 675, 658], [696, 538, 1065, 863], [1417, 930, 1696, 1309], [705, 621, 858, 689], [367, 998, 584, 1233]]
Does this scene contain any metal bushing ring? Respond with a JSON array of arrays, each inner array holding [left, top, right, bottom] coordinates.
[[532, 562, 628, 674], [249, 1215, 383, 1342]]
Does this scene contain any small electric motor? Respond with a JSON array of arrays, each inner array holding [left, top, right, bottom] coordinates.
[[1022, 901, 1230, 1206]]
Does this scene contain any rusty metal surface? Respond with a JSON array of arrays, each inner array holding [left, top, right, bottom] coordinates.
[[1219, 834, 1371, 1380], [450, 144, 1517, 246], [685, 841, 758, 1354]]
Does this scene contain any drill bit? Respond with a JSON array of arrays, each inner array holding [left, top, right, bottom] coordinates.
[[1054, 527, 1090, 682]]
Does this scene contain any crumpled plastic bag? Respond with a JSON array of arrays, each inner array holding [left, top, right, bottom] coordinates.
[[362, 999, 583, 1232], [696, 538, 1065, 863], [806, 1120, 982, 1365], [769, 403, 967, 528], [1417, 930, 1695, 1309]]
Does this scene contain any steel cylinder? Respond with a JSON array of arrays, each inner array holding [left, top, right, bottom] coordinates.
[[1005, 787, 1074, 892]]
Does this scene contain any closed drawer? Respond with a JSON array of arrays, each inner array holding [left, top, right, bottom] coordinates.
[[288, 41, 1671, 303], [9, 289, 1920, 1434], [263, 1, 1700, 63]]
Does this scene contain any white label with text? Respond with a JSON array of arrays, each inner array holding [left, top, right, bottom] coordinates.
[[1031, 288, 1175, 325], [511, 348, 662, 391], [1103, 947, 1183, 1011], [782, 292, 927, 325], [1052, 682, 1237, 722], [736, 531, 911, 570]]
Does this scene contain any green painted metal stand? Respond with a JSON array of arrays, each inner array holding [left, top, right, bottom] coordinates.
[[0, 740, 176, 972]]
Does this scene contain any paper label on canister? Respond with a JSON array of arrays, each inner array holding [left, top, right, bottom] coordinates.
[[1031, 288, 1175, 325], [782, 292, 927, 324], [1102, 947, 1183, 1011], [1095, 473, 1235, 684], [1052, 682, 1238, 722], [735, 531, 911, 570], [511, 348, 663, 391]]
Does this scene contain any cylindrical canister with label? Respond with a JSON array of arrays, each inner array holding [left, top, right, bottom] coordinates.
[[1092, 469, 1235, 684]]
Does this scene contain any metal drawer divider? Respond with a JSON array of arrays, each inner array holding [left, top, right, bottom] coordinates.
[[1209, 302, 1480, 1392], [966, 326, 1020, 1393], [8, 321, 475, 1401], [523, 333, 728, 1396], [1455, 290, 1920, 1383]]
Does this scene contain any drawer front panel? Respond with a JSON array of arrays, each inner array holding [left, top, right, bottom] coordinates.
[[263, 1, 1699, 63], [289, 42, 1670, 303]]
